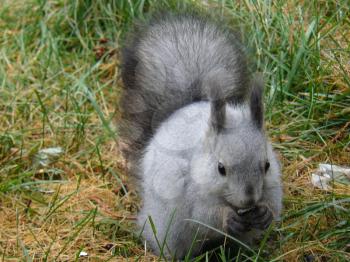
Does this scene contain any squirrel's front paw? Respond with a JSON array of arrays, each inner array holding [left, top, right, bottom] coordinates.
[[241, 206, 273, 230], [225, 205, 273, 236], [249, 205, 273, 230], [225, 211, 251, 236]]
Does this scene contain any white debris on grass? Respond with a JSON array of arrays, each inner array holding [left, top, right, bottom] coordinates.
[[311, 173, 332, 190], [34, 147, 63, 167], [79, 251, 88, 257], [311, 163, 350, 190], [319, 164, 350, 179]]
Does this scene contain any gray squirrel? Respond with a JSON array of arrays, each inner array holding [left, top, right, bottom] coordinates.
[[119, 12, 283, 259]]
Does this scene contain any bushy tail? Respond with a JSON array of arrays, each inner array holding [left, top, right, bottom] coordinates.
[[119, 12, 251, 169]]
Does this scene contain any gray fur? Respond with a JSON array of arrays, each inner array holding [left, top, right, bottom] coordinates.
[[120, 13, 249, 169], [119, 13, 282, 259]]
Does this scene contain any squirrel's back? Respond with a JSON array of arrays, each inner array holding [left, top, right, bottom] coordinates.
[[120, 13, 250, 169]]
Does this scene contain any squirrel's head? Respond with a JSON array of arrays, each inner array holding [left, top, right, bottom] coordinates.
[[191, 75, 270, 209]]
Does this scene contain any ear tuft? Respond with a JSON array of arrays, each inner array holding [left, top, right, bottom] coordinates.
[[250, 74, 265, 129], [210, 98, 226, 132], [205, 69, 231, 133]]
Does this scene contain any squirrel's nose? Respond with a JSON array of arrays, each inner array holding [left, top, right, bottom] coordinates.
[[242, 184, 256, 208], [242, 184, 256, 207]]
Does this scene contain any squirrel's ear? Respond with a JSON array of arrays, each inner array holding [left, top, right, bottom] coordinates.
[[205, 70, 232, 133], [250, 74, 264, 130], [210, 99, 226, 133]]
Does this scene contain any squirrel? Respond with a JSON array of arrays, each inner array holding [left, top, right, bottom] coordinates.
[[119, 12, 283, 259]]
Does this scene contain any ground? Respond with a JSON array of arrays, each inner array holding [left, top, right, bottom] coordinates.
[[0, 0, 349, 261]]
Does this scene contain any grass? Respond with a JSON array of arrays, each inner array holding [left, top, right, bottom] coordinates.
[[0, 0, 349, 261]]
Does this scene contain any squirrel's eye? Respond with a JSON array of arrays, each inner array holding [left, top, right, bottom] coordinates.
[[218, 162, 226, 176], [265, 161, 270, 172]]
